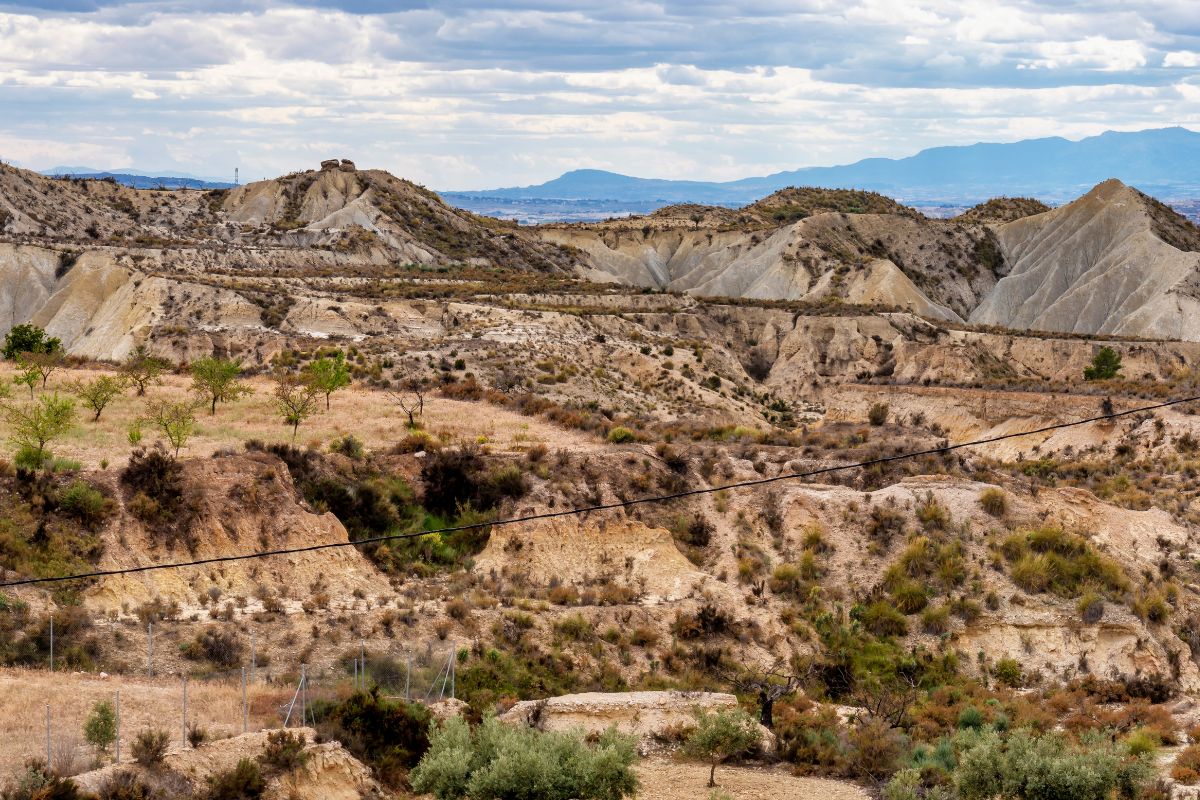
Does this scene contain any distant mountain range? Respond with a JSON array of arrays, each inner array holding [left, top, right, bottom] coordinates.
[[444, 127, 1200, 220], [42, 167, 234, 190]]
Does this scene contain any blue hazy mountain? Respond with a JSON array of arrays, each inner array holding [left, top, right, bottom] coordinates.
[[450, 127, 1200, 208], [42, 167, 234, 190]]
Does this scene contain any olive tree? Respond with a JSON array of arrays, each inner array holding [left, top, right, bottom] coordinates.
[[304, 352, 351, 410], [68, 374, 127, 421], [4, 393, 76, 469], [189, 357, 252, 415], [121, 345, 168, 396], [271, 372, 322, 443], [684, 707, 762, 788], [146, 399, 198, 457]]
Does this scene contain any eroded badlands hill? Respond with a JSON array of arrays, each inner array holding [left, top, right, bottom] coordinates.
[[970, 179, 1200, 339]]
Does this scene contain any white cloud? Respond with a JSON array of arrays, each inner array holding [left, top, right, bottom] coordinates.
[[0, 1, 1196, 187]]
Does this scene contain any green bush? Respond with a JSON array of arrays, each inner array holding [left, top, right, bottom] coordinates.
[[954, 728, 1152, 800], [979, 488, 1008, 517], [0, 759, 82, 800], [410, 716, 638, 800], [311, 689, 430, 788], [607, 426, 636, 444], [84, 699, 117, 753], [2, 324, 61, 361], [131, 729, 170, 768], [868, 403, 889, 426], [993, 658, 1023, 688], [56, 481, 110, 528], [855, 601, 908, 637], [1000, 527, 1127, 598], [206, 758, 264, 800], [259, 730, 308, 774], [1084, 347, 1122, 381]]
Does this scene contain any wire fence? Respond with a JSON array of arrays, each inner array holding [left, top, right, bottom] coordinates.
[[10, 638, 458, 780]]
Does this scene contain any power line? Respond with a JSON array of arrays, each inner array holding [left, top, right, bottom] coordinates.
[[2, 393, 1196, 589]]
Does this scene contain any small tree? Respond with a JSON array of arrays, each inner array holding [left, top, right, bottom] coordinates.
[[1084, 346, 1122, 381], [304, 352, 351, 410], [12, 362, 38, 398], [722, 663, 802, 728], [68, 374, 126, 421], [18, 350, 65, 389], [189, 357, 252, 415], [146, 400, 198, 457], [2, 323, 61, 360], [271, 372, 321, 443], [121, 345, 168, 396], [83, 700, 117, 755], [389, 377, 427, 428], [4, 393, 76, 468], [684, 707, 762, 788]]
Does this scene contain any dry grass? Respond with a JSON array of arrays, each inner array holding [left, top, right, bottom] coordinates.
[[0, 364, 598, 469], [0, 667, 294, 779], [634, 756, 869, 800]]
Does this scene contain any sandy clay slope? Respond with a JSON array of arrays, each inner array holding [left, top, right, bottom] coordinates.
[[971, 179, 1200, 340]]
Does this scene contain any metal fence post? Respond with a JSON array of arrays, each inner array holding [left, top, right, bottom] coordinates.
[[45, 704, 50, 770], [49, 616, 54, 673], [300, 664, 307, 728], [250, 633, 256, 683], [405, 653, 411, 702], [181, 675, 188, 747], [115, 690, 121, 764], [241, 667, 248, 734], [147, 623, 153, 677], [450, 642, 456, 700]]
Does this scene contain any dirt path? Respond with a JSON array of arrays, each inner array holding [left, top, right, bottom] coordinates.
[[635, 757, 869, 800]]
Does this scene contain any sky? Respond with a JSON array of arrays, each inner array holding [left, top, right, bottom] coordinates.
[[0, 1, 1198, 189]]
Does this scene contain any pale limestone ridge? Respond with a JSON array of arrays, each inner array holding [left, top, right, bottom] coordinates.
[[970, 178, 1200, 340]]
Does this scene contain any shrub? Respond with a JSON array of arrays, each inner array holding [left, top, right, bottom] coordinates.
[[187, 722, 207, 749], [957, 706, 985, 730], [1084, 347, 1122, 381], [955, 728, 1152, 800], [410, 716, 638, 800], [56, 481, 111, 527], [921, 604, 951, 634], [84, 700, 117, 753], [555, 614, 592, 641], [311, 689, 430, 788], [992, 658, 1023, 688], [1000, 527, 1127, 598], [259, 730, 308, 774], [607, 426, 636, 444], [131, 730, 170, 768], [206, 758, 264, 800], [1078, 593, 1105, 624], [855, 601, 908, 637], [0, 759, 82, 800], [979, 488, 1008, 518], [1172, 744, 1200, 784], [889, 580, 929, 614], [95, 770, 165, 800], [185, 627, 243, 668], [846, 716, 903, 783], [868, 403, 889, 426]]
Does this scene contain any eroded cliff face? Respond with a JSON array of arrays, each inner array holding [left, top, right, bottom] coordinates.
[[970, 179, 1200, 340], [539, 209, 994, 321]]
